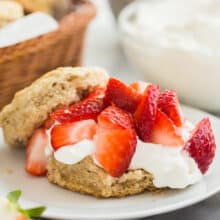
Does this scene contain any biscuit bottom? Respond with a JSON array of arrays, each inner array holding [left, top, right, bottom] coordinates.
[[47, 156, 157, 198]]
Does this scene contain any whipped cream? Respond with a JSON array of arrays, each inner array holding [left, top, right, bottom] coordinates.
[[133, 0, 220, 53], [179, 120, 194, 141], [52, 121, 202, 189], [130, 140, 202, 188], [54, 140, 94, 165]]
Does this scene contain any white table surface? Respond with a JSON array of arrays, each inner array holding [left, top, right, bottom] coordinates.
[[83, 1, 220, 220]]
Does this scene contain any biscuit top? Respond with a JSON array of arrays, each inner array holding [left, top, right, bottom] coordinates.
[[0, 0, 24, 22], [0, 67, 109, 148]]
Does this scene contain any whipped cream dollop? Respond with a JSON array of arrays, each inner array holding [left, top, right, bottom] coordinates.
[[131, 0, 220, 53], [51, 122, 202, 189], [130, 140, 202, 188], [54, 140, 94, 165]]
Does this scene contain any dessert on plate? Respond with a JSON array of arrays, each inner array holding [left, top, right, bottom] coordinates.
[[0, 67, 216, 198]]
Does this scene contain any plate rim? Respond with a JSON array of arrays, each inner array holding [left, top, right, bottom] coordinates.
[[42, 187, 220, 219]]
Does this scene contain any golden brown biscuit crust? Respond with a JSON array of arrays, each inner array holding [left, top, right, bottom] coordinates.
[[47, 156, 156, 198], [0, 67, 109, 147]]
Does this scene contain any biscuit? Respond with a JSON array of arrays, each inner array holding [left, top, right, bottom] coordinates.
[[0, 66, 158, 198], [0, 1, 24, 27], [0, 67, 109, 148], [47, 156, 156, 198], [14, 0, 55, 14]]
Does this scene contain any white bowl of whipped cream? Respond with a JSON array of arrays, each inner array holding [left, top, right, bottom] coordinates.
[[119, 0, 220, 113]]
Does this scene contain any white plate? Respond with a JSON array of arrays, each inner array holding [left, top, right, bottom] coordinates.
[[0, 105, 220, 220]]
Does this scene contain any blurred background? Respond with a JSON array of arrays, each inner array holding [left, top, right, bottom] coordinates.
[[84, 0, 139, 81], [0, 0, 219, 113], [86, 0, 219, 115]]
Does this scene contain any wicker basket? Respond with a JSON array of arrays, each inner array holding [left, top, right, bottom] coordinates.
[[0, 0, 96, 110]]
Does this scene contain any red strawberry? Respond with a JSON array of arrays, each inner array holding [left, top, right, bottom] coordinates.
[[104, 78, 140, 113], [130, 81, 150, 94], [150, 109, 184, 146], [183, 118, 216, 174], [95, 129, 137, 177], [134, 84, 160, 142], [50, 88, 106, 123], [26, 128, 48, 176], [98, 106, 134, 130], [95, 106, 137, 177], [51, 119, 97, 150], [158, 90, 184, 127], [86, 87, 106, 99]]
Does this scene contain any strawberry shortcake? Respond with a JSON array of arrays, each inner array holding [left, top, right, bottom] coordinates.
[[0, 67, 216, 198]]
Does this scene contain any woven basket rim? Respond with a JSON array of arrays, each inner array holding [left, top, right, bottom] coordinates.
[[0, 0, 96, 56]]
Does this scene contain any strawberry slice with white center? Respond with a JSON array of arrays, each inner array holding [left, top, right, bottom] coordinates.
[[98, 105, 134, 130], [50, 88, 106, 123], [158, 90, 184, 127], [26, 128, 48, 176], [104, 78, 141, 113], [134, 84, 160, 142], [130, 81, 150, 94], [95, 106, 137, 177], [183, 118, 216, 174], [51, 119, 97, 150], [150, 109, 184, 146], [95, 129, 137, 177]]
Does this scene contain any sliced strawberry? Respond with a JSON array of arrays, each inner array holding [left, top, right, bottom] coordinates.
[[134, 84, 160, 142], [150, 109, 184, 146], [95, 128, 137, 177], [98, 106, 134, 130], [50, 93, 105, 124], [86, 87, 106, 99], [51, 119, 97, 150], [26, 128, 48, 176], [104, 78, 140, 113], [130, 81, 150, 94], [183, 118, 216, 174], [95, 107, 137, 177], [158, 90, 184, 127]]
